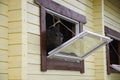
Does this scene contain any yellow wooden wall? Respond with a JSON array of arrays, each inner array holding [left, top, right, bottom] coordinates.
[[1, 0, 119, 80], [8, 0, 27, 80], [0, 0, 8, 80], [104, 0, 120, 80], [104, 0, 120, 32], [25, 0, 99, 80], [93, 0, 107, 80]]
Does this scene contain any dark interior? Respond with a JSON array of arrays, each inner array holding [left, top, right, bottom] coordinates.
[[109, 39, 119, 64], [46, 12, 75, 52]]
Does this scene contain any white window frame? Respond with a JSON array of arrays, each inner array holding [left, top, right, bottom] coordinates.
[[47, 30, 112, 62]]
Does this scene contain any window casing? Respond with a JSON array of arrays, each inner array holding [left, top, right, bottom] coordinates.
[[35, 0, 86, 73], [105, 26, 120, 74]]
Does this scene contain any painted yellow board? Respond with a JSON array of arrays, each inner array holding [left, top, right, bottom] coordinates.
[[0, 15, 8, 27], [9, 56, 22, 68], [9, 33, 22, 44], [8, 45, 22, 56], [0, 50, 7, 62], [9, 0, 21, 10], [0, 3, 8, 16], [27, 2, 39, 16], [27, 23, 40, 35], [8, 10, 21, 21], [9, 21, 22, 33], [0, 27, 8, 38]]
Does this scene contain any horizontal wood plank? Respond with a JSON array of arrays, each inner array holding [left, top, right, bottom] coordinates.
[[27, 13, 39, 25], [0, 3, 8, 16], [0, 15, 8, 27], [0, 27, 8, 38], [0, 50, 7, 62], [27, 2, 39, 16], [27, 23, 40, 35]]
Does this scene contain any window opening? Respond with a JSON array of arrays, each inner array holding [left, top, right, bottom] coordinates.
[[35, 0, 86, 72], [46, 12, 77, 53], [105, 26, 120, 74], [109, 39, 120, 72], [109, 40, 120, 64]]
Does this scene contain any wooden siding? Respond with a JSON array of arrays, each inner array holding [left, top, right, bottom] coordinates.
[[8, 0, 24, 80], [104, 0, 120, 32], [0, 0, 118, 80], [93, 0, 107, 80], [104, 0, 120, 80], [26, 0, 96, 80], [0, 0, 8, 80]]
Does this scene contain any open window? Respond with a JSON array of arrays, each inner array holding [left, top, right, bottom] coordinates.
[[35, 0, 86, 73], [35, 0, 111, 73], [48, 30, 112, 62], [105, 26, 120, 74]]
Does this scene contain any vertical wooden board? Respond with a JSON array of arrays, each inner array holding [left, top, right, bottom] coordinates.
[[94, 12, 102, 19], [0, 15, 8, 27], [0, 74, 8, 80], [8, 10, 21, 21], [0, 27, 8, 38], [27, 23, 40, 35], [9, 68, 22, 79], [93, 0, 102, 6], [0, 50, 7, 62], [95, 73, 104, 80], [8, 45, 22, 56], [9, 33, 22, 44], [0, 62, 8, 73], [0, 38, 8, 50], [95, 59, 105, 65], [0, 3, 8, 16], [9, 56, 22, 68], [8, 0, 21, 10], [8, 21, 22, 33]]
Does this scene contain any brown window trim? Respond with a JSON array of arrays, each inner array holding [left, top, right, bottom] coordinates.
[[35, 0, 86, 73], [105, 26, 120, 74]]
